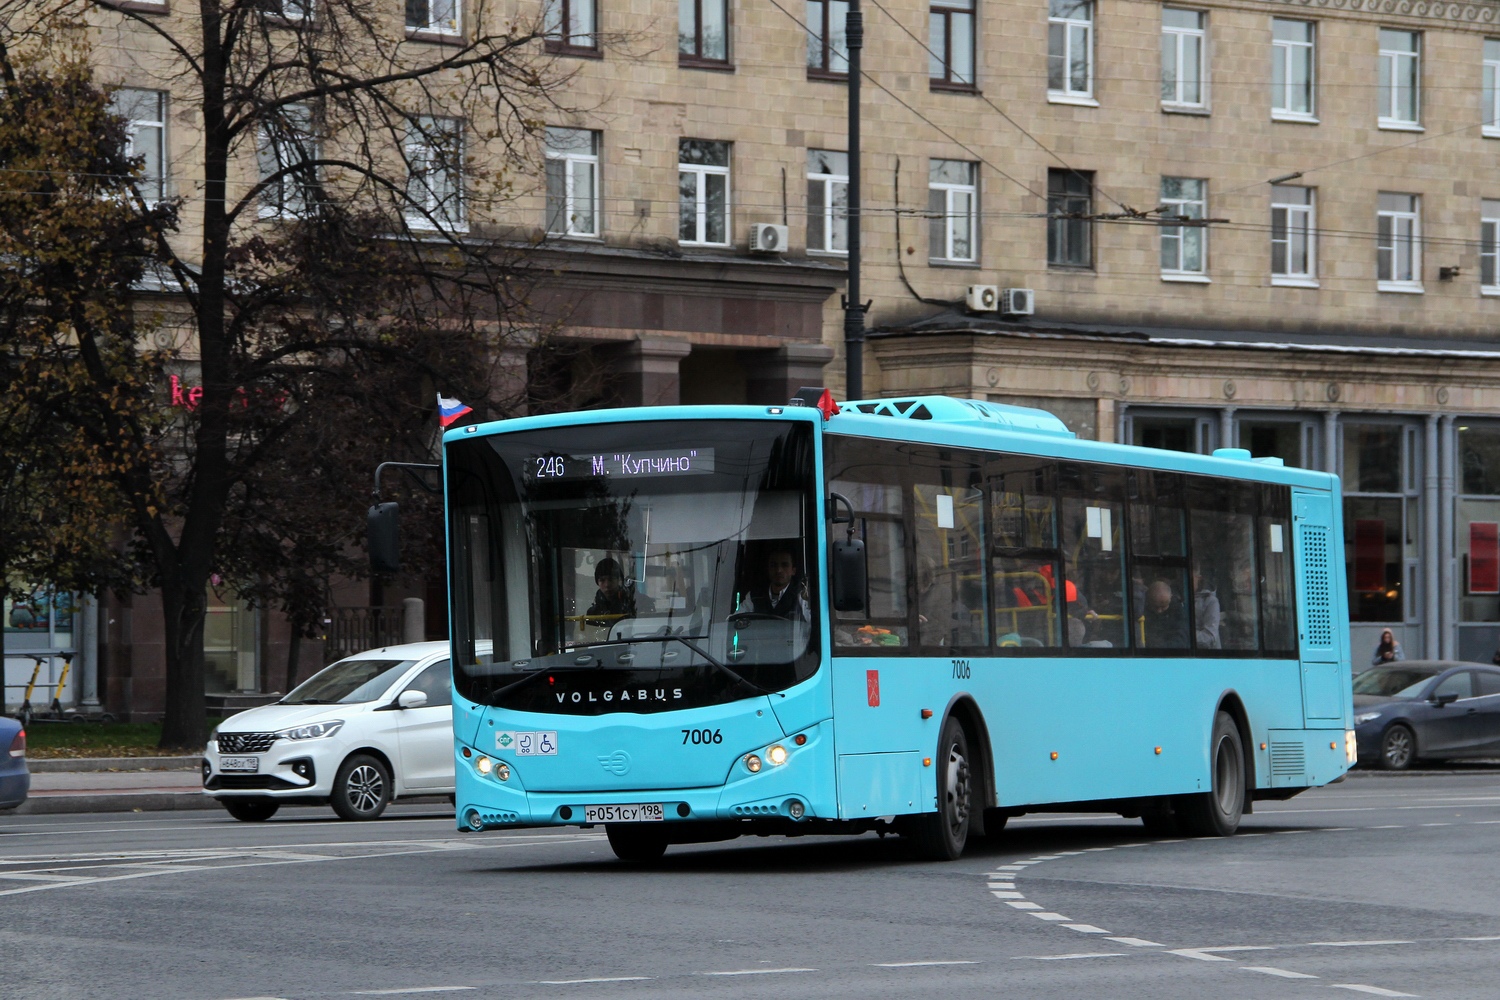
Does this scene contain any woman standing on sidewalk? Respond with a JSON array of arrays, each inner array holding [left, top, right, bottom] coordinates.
[[1372, 629, 1404, 667]]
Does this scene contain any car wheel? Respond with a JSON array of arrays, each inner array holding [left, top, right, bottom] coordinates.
[[1176, 710, 1246, 837], [331, 754, 392, 821], [606, 823, 668, 862], [910, 716, 973, 860], [222, 798, 280, 822], [1379, 724, 1416, 771]]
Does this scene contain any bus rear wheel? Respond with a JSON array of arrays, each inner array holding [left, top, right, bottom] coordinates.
[[911, 716, 972, 860], [1176, 711, 1245, 837], [606, 824, 668, 863]]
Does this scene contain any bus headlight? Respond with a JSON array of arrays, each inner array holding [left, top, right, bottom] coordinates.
[[495, 761, 511, 782], [476, 756, 492, 775], [745, 754, 762, 773], [768, 745, 788, 766]]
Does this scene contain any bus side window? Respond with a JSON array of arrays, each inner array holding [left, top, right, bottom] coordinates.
[[1062, 497, 1128, 648], [914, 483, 988, 649], [1190, 509, 1259, 651], [829, 479, 909, 649], [991, 487, 1061, 650], [1259, 512, 1296, 652]]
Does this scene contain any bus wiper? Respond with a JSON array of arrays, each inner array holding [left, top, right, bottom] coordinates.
[[617, 633, 778, 698], [489, 658, 603, 702]]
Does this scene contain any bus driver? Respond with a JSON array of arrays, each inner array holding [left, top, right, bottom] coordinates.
[[741, 545, 810, 623]]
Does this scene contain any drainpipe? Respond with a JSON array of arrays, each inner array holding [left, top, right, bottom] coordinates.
[[1424, 414, 1440, 659], [1439, 415, 1456, 660]]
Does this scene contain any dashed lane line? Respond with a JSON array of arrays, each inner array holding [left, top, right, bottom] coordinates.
[[351, 989, 478, 995], [1061, 924, 1111, 934], [1167, 947, 1274, 962], [1330, 986, 1419, 997], [535, 978, 654, 985], [1105, 937, 1164, 947], [872, 961, 980, 967], [700, 968, 817, 977], [1015, 953, 1125, 961], [1242, 966, 1319, 979]]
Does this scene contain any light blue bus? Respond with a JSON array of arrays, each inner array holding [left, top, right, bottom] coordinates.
[[441, 394, 1354, 861]]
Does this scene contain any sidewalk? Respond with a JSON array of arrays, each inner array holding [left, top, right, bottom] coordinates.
[[13, 756, 215, 815]]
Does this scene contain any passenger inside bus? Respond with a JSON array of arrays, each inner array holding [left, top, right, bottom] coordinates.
[[585, 557, 652, 622], [1142, 579, 1190, 648]]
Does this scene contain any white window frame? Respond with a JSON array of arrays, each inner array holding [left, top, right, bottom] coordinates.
[[1159, 177, 1207, 279], [1161, 8, 1207, 110], [1482, 199, 1500, 295], [1484, 39, 1500, 138], [404, 116, 466, 232], [545, 128, 601, 238], [1047, 0, 1095, 106], [1271, 18, 1316, 122], [678, 140, 731, 247], [256, 103, 318, 220], [806, 150, 849, 255], [928, 160, 978, 264], [1271, 185, 1316, 287], [1378, 29, 1421, 130], [110, 88, 167, 206], [407, 0, 460, 36], [1377, 192, 1421, 292]]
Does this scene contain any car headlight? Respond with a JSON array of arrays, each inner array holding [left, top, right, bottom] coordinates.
[[1354, 712, 1382, 725], [275, 720, 345, 741]]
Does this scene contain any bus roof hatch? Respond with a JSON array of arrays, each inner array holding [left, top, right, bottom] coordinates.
[[839, 396, 1075, 438]]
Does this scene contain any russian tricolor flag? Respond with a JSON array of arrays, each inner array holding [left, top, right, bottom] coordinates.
[[437, 394, 473, 428]]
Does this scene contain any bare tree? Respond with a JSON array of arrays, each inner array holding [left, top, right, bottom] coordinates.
[[0, 1, 572, 746]]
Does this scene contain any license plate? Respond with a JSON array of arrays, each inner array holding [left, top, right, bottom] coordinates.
[[583, 803, 663, 823], [220, 756, 260, 773]]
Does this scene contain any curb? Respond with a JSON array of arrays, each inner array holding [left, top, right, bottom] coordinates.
[[13, 792, 219, 815], [27, 756, 201, 773]]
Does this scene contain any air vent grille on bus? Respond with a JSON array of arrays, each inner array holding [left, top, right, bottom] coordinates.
[[1269, 741, 1306, 776], [840, 396, 1074, 437], [1298, 522, 1335, 648]]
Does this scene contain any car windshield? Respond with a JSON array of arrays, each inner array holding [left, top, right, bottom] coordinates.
[[447, 419, 820, 714], [1353, 665, 1442, 699], [282, 658, 417, 704]]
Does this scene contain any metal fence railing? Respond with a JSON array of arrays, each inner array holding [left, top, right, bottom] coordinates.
[[324, 606, 405, 661]]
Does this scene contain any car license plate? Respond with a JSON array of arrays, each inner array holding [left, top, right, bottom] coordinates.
[[583, 803, 663, 823], [220, 756, 260, 773]]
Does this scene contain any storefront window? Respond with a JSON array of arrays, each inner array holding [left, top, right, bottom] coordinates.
[[1130, 411, 1216, 454], [1342, 423, 1418, 623], [204, 595, 257, 693], [1458, 425, 1500, 623], [1238, 417, 1317, 469], [4, 587, 76, 649]]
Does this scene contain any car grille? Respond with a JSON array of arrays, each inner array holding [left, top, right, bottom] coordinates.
[[206, 774, 302, 791], [216, 733, 278, 753]]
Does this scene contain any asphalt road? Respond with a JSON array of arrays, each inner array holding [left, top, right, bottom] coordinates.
[[2, 774, 1498, 1000]]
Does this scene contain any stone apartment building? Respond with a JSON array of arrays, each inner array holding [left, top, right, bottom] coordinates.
[[10, 0, 1500, 717]]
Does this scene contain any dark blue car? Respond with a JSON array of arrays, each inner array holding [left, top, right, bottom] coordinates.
[[1354, 661, 1500, 770], [0, 716, 28, 809]]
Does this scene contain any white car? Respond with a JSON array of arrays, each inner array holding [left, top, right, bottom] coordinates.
[[203, 641, 457, 822]]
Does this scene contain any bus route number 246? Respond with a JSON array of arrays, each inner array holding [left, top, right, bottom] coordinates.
[[681, 729, 723, 745]]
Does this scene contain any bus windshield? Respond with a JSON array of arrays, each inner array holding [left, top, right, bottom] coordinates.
[[447, 419, 819, 714]]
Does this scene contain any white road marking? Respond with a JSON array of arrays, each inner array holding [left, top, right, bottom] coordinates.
[[1329, 986, 1418, 997], [1105, 938, 1163, 947], [1168, 946, 1273, 962], [1061, 924, 1110, 934], [1456, 935, 1500, 941], [873, 961, 979, 967], [1006, 901, 1043, 910], [352, 989, 477, 995], [1031, 913, 1072, 921], [1371, 825, 1405, 829], [1031, 855, 1063, 860], [700, 968, 816, 977], [1419, 823, 1451, 827], [990, 890, 1025, 899], [1275, 830, 1312, 835], [986, 882, 1015, 889], [1015, 953, 1124, 961], [1304, 940, 1414, 948], [535, 978, 652, 985], [1241, 967, 1318, 979]]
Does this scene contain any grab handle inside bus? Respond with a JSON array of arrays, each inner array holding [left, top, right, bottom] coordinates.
[[369, 502, 402, 574], [828, 492, 867, 612]]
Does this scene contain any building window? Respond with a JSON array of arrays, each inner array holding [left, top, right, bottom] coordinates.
[[109, 88, 167, 204], [258, 0, 313, 18], [929, 0, 975, 89], [1343, 423, 1420, 625], [545, 127, 600, 238], [1272, 18, 1315, 120], [1159, 177, 1206, 277], [1161, 8, 1206, 108], [1377, 192, 1420, 290], [1378, 29, 1420, 128], [807, 149, 849, 254], [406, 0, 459, 35], [1483, 199, 1500, 293], [1458, 424, 1500, 629], [679, 0, 728, 64], [405, 116, 465, 229], [1047, 168, 1092, 268], [1485, 39, 1500, 137], [1271, 184, 1315, 284], [928, 159, 977, 263], [1047, 0, 1093, 101], [679, 139, 729, 246], [543, 0, 597, 53], [806, 0, 849, 76], [256, 103, 317, 218]]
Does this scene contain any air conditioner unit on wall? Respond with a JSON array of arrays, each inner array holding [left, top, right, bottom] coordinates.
[[749, 222, 788, 253], [965, 284, 999, 312], [1002, 287, 1036, 316]]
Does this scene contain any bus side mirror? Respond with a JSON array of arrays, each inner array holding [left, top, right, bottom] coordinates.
[[831, 538, 867, 612], [369, 502, 402, 574]]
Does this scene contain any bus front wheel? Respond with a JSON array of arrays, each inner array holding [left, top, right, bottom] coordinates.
[[911, 716, 972, 860], [606, 823, 668, 863], [1176, 711, 1245, 837]]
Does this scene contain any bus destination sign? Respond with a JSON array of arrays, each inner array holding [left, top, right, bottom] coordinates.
[[529, 448, 715, 481]]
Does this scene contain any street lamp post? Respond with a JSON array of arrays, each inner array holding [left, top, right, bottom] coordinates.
[[843, 0, 866, 400]]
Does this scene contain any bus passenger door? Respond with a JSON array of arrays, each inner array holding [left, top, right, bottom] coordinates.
[[1293, 491, 1344, 723]]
